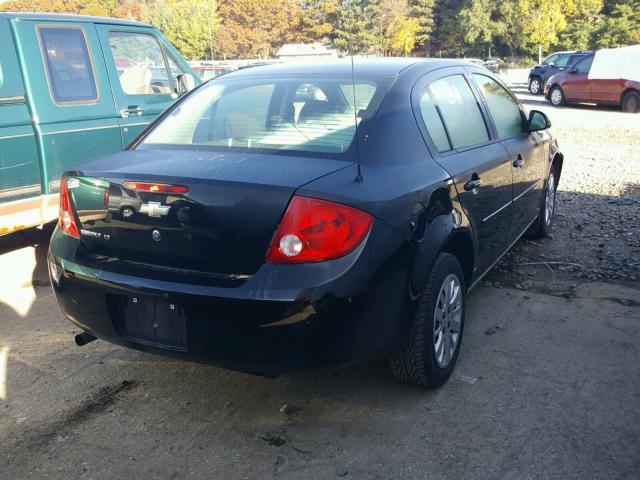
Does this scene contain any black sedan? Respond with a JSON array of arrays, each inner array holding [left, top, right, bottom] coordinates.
[[49, 59, 563, 387]]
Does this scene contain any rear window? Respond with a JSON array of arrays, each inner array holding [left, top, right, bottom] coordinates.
[[38, 26, 98, 104], [139, 75, 390, 157]]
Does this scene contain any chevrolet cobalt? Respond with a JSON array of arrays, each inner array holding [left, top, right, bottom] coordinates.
[[49, 59, 563, 387]]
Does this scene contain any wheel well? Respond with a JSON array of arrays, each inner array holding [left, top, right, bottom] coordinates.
[[441, 233, 474, 289], [530, 75, 542, 82], [621, 88, 639, 103]]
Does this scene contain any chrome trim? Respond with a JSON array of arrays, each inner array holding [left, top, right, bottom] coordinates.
[[0, 184, 41, 200], [123, 122, 151, 127], [41, 125, 119, 135], [0, 132, 35, 140], [0, 96, 26, 105], [469, 216, 538, 291], [481, 200, 512, 223], [512, 182, 537, 203]]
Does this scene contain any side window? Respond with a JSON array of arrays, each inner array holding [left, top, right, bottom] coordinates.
[[419, 91, 450, 152], [38, 26, 99, 104], [427, 75, 489, 150], [542, 54, 558, 66], [108, 32, 171, 95], [574, 56, 593, 74], [472, 74, 524, 138], [555, 55, 573, 67]]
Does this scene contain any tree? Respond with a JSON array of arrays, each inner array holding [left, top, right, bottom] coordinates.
[[145, 0, 219, 60], [593, 0, 640, 46], [334, 0, 383, 54], [300, 0, 340, 41], [410, 0, 436, 53], [217, 0, 304, 58]]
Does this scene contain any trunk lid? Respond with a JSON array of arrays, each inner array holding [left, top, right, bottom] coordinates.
[[69, 149, 350, 276]]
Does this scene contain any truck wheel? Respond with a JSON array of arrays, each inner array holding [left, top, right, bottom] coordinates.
[[529, 77, 542, 95], [621, 91, 640, 113], [549, 86, 566, 106], [530, 166, 558, 238], [390, 253, 465, 388]]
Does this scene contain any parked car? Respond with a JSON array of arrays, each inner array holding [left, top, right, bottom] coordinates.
[[528, 50, 593, 95], [0, 13, 199, 236], [483, 57, 506, 73], [544, 53, 640, 112], [49, 59, 563, 387]]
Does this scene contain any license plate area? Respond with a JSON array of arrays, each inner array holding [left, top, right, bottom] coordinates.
[[113, 296, 187, 351]]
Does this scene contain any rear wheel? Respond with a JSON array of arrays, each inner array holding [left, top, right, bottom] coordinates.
[[390, 253, 465, 388], [549, 86, 566, 106], [621, 91, 640, 113], [529, 77, 543, 95], [531, 166, 558, 238]]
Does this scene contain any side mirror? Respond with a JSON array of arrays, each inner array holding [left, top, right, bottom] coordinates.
[[548, 62, 555, 67], [528, 110, 551, 132], [176, 73, 196, 95], [569, 68, 578, 74]]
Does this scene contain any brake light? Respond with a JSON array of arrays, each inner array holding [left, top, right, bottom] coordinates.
[[266, 196, 373, 264], [58, 176, 80, 238], [123, 181, 189, 194]]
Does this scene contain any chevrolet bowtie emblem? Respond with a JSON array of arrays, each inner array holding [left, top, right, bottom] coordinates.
[[140, 201, 170, 218]]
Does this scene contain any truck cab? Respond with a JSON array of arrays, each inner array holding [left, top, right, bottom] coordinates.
[[0, 13, 199, 235]]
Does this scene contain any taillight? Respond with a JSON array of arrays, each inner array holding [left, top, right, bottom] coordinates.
[[123, 181, 189, 194], [266, 196, 373, 264], [58, 176, 80, 238]]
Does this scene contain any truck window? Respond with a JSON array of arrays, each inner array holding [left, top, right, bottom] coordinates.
[[38, 26, 99, 104], [108, 31, 172, 95]]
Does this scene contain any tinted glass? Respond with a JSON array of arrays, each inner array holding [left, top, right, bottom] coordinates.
[[427, 75, 489, 149], [39, 27, 98, 104], [555, 54, 573, 67], [473, 74, 524, 138], [419, 91, 450, 152], [574, 56, 594, 73], [108, 32, 171, 95], [141, 76, 387, 156], [542, 54, 559, 66]]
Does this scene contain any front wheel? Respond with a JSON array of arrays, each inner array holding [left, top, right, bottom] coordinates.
[[529, 77, 542, 95], [621, 91, 640, 113], [390, 253, 465, 388], [549, 86, 566, 106]]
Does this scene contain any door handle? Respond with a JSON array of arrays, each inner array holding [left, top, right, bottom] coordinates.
[[120, 106, 145, 118], [512, 154, 524, 169], [464, 175, 481, 194]]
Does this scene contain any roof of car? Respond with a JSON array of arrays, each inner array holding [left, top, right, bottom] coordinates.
[[220, 58, 473, 79], [0, 12, 151, 28]]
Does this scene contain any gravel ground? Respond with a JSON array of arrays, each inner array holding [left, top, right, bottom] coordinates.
[[487, 69, 640, 292]]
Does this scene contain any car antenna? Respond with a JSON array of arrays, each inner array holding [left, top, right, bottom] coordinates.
[[350, 51, 364, 183]]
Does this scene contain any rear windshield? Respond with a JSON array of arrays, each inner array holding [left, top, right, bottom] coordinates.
[[138, 75, 391, 158]]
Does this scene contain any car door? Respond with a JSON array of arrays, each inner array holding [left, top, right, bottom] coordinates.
[[96, 25, 179, 146], [12, 20, 122, 197], [589, 79, 625, 104], [470, 71, 546, 238], [413, 68, 513, 275], [563, 55, 593, 101]]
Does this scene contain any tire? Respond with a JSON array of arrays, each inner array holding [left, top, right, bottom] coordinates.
[[529, 77, 543, 95], [621, 91, 640, 113], [120, 206, 136, 220], [549, 86, 566, 106], [530, 166, 558, 238], [390, 253, 465, 388]]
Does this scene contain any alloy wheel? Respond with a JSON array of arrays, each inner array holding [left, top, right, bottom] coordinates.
[[545, 172, 556, 226], [433, 274, 462, 369], [530, 79, 541, 94], [550, 88, 563, 106]]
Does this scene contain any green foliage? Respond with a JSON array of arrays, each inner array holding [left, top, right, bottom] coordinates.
[[334, 0, 383, 53]]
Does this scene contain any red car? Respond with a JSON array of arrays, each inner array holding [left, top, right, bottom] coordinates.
[[544, 54, 640, 113]]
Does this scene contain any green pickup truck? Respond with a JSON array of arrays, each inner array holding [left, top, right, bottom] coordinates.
[[0, 13, 199, 235]]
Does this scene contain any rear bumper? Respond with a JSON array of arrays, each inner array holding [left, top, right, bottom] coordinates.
[[48, 224, 414, 374]]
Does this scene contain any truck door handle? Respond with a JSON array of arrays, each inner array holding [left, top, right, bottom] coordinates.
[[512, 154, 524, 169], [120, 106, 145, 118], [464, 175, 481, 194]]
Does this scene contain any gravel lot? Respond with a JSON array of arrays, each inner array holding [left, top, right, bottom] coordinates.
[[0, 69, 638, 480]]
